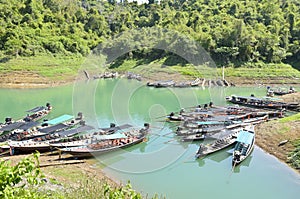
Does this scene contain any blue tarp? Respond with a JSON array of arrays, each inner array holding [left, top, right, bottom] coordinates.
[[94, 132, 127, 140], [236, 130, 254, 145], [44, 115, 73, 125]]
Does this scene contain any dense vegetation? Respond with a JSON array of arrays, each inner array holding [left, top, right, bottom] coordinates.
[[0, 153, 155, 199], [0, 153, 44, 198], [1, 0, 300, 79]]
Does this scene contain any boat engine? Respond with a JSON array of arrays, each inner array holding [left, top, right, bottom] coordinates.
[[5, 117, 12, 124]]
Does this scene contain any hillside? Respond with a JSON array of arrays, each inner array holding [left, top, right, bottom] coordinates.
[[1, 0, 300, 83]]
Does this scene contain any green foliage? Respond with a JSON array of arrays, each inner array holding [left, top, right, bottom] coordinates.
[[0, 152, 45, 198], [103, 182, 143, 199], [1, 0, 300, 78], [288, 139, 300, 169], [279, 113, 300, 123]]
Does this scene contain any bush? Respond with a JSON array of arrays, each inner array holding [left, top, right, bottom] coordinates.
[[0, 153, 46, 198]]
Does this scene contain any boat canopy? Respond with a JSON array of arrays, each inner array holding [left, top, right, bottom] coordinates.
[[26, 106, 45, 113], [56, 125, 94, 137], [100, 124, 132, 132], [0, 122, 24, 131], [19, 121, 39, 130], [94, 132, 127, 140], [39, 123, 68, 134], [236, 130, 254, 145], [44, 114, 73, 125]]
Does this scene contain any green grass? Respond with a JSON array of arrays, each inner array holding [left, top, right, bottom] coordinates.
[[288, 139, 300, 169], [0, 54, 84, 80], [221, 62, 300, 79], [1, 54, 300, 82], [109, 58, 219, 79], [279, 113, 300, 123], [43, 166, 86, 184]]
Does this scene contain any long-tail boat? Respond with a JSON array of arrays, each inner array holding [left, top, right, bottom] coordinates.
[[59, 123, 149, 158], [232, 126, 255, 166]]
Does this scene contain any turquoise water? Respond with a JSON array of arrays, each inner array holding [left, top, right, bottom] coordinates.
[[0, 79, 299, 199]]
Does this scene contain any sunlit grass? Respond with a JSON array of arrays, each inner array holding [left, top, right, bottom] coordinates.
[[279, 113, 300, 123]]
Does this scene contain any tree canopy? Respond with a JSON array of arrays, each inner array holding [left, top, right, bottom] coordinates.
[[0, 0, 300, 68]]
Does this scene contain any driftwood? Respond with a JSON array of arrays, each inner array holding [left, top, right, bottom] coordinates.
[[39, 160, 85, 168], [201, 78, 206, 87], [278, 139, 289, 147], [223, 79, 230, 86], [83, 70, 90, 79]]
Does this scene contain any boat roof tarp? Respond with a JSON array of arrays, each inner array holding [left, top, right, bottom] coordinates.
[[0, 122, 24, 131], [208, 129, 238, 139], [94, 132, 127, 140], [19, 121, 39, 130], [56, 125, 94, 137], [39, 123, 68, 134], [26, 106, 45, 113], [100, 124, 132, 132], [44, 115, 73, 125], [236, 130, 254, 145]]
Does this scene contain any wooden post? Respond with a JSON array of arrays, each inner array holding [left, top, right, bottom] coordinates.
[[58, 149, 61, 159], [222, 66, 225, 81]]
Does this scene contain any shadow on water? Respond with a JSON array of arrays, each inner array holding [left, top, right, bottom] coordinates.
[[233, 155, 253, 174]]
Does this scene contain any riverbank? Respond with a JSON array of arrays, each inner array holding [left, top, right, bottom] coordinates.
[[255, 92, 300, 172], [1, 70, 300, 89]]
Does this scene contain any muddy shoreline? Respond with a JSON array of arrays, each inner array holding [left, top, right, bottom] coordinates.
[[1, 71, 300, 88]]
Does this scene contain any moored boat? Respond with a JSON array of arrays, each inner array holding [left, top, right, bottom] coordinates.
[[195, 127, 243, 158], [232, 126, 255, 166], [226, 95, 299, 110], [181, 133, 205, 142], [60, 124, 149, 158]]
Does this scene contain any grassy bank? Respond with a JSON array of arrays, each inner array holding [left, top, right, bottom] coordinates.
[[3, 153, 160, 199], [256, 111, 300, 172], [0, 55, 300, 86], [109, 58, 300, 82], [0, 54, 84, 82], [280, 113, 300, 169]]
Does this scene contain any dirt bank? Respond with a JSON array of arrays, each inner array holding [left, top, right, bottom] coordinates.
[[3, 152, 118, 188], [1, 71, 299, 88], [0, 72, 75, 88], [255, 92, 300, 172]]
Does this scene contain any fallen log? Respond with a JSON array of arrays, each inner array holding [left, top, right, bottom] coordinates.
[[278, 139, 289, 147], [39, 160, 85, 168]]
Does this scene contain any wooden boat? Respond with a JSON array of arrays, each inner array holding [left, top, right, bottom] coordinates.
[[195, 128, 242, 158], [190, 78, 201, 87], [23, 103, 52, 122], [6, 140, 52, 154], [4, 125, 95, 154], [0, 103, 52, 134], [181, 133, 205, 142], [0, 113, 84, 142], [173, 82, 191, 88], [226, 95, 299, 110], [273, 87, 296, 96], [232, 126, 255, 166], [49, 124, 133, 148], [99, 72, 118, 79], [126, 72, 142, 81], [179, 120, 232, 129], [60, 125, 149, 158], [155, 80, 174, 88]]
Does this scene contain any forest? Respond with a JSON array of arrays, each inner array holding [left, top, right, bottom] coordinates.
[[1, 0, 300, 70]]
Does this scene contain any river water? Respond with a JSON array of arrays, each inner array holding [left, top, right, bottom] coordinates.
[[0, 79, 299, 199]]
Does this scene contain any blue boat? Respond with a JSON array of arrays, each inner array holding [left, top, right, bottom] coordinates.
[[232, 126, 255, 166]]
